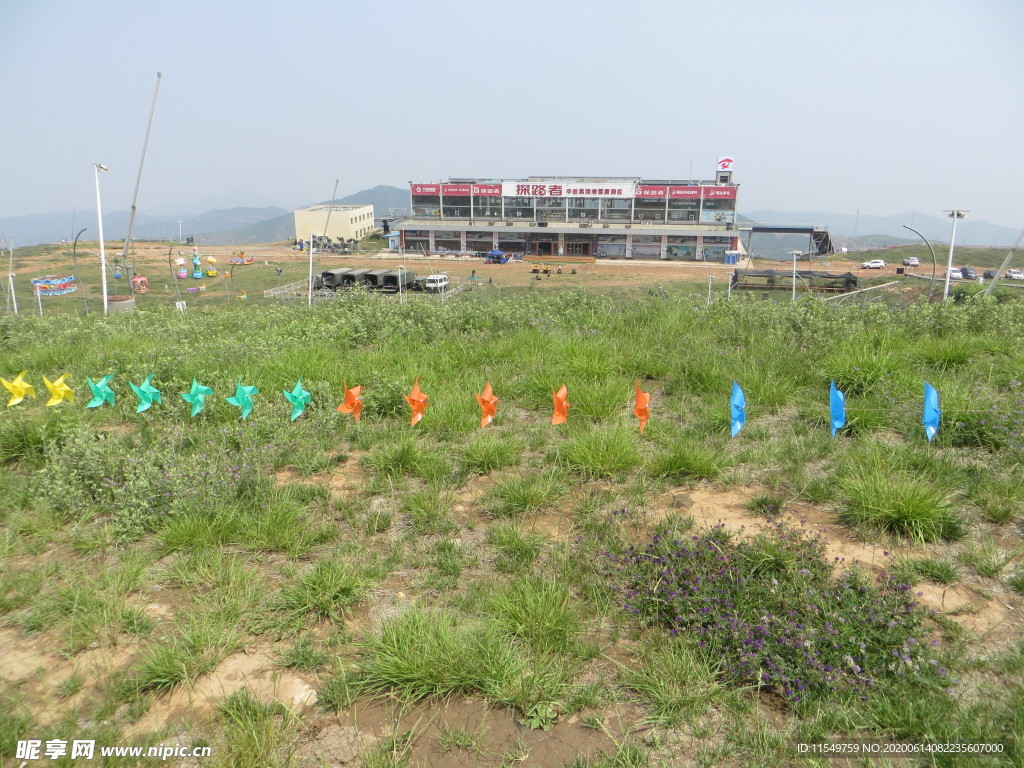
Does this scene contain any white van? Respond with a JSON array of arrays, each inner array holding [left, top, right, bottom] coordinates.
[[946, 268, 963, 280], [423, 274, 450, 293]]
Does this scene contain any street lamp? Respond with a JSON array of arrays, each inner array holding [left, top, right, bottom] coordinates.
[[902, 224, 938, 302], [178, 220, 183, 244], [93, 163, 110, 314], [942, 209, 968, 301], [72, 227, 89, 313]]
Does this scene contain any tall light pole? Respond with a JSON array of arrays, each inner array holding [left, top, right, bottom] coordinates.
[[178, 221, 182, 244], [94, 163, 110, 314], [942, 209, 968, 301]]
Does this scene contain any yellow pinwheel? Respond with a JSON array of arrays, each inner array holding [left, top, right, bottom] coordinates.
[[43, 374, 74, 406], [2, 371, 35, 407]]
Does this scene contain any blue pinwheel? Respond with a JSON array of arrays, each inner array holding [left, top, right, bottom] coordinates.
[[829, 380, 847, 438], [923, 382, 940, 442], [730, 381, 746, 438]]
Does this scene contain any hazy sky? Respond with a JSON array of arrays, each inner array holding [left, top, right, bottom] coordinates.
[[1, 0, 1021, 226]]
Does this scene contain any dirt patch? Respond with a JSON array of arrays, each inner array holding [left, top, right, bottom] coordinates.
[[128, 644, 317, 737], [314, 696, 633, 768]]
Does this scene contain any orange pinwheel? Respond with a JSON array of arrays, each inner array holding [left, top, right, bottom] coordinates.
[[552, 384, 569, 425], [404, 378, 429, 426], [634, 380, 651, 434], [476, 381, 498, 429], [336, 384, 363, 422]]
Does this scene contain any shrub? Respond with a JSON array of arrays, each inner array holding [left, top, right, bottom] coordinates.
[[838, 469, 964, 543], [609, 521, 948, 705]]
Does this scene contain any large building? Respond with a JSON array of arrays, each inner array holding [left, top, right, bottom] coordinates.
[[398, 172, 741, 260], [293, 204, 376, 244]]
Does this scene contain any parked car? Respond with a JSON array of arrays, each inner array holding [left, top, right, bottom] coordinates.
[[946, 268, 963, 280], [1006, 269, 1024, 280], [903, 256, 920, 267], [960, 266, 978, 279], [984, 269, 998, 279], [861, 259, 886, 269]]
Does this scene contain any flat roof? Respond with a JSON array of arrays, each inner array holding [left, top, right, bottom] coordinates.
[[296, 204, 372, 212]]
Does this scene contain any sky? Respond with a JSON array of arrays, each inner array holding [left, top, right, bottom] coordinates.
[[1, 0, 1022, 227]]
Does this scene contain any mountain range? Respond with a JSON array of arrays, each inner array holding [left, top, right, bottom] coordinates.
[[1, 186, 1018, 252]]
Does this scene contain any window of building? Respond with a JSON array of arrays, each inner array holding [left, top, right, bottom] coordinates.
[[473, 197, 502, 218], [567, 197, 600, 221], [441, 196, 471, 218], [503, 197, 534, 219], [412, 195, 441, 217]]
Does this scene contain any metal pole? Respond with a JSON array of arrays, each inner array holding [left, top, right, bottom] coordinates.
[[983, 229, 1024, 298], [902, 224, 938, 302], [178, 221, 182, 244], [308, 231, 314, 307], [792, 250, 798, 300], [7, 273, 16, 315], [322, 178, 339, 244], [36, 286, 43, 316], [121, 72, 163, 296], [942, 210, 967, 301], [94, 163, 110, 314]]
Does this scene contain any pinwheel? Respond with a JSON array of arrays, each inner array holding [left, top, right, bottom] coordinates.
[[86, 375, 115, 409], [404, 379, 428, 426], [336, 384, 363, 422], [226, 379, 259, 419], [552, 385, 569, 426], [633, 381, 650, 434], [730, 381, 746, 438], [2, 371, 35, 407], [130, 374, 162, 414], [181, 379, 214, 417], [43, 374, 73, 406], [476, 381, 498, 429], [923, 382, 940, 443], [283, 379, 311, 421], [829, 380, 846, 438]]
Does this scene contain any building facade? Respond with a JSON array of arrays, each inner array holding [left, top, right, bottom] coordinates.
[[293, 204, 376, 244], [398, 174, 740, 260]]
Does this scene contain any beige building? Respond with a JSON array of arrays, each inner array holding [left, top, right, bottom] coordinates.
[[293, 204, 376, 243]]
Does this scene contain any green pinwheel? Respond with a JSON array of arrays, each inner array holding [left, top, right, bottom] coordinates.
[[283, 378, 312, 421], [226, 379, 259, 419], [86, 375, 115, 408], [180, 379, 214, 417], [129, 374, 162, 413]]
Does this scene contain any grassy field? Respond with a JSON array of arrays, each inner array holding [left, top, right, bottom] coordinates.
[[1, 267, 1023, 766]]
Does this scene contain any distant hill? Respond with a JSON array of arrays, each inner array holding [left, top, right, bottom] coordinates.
[[0, 207, 290, 247], [320, 185, 409, 217], [199, 185, 410, 245]]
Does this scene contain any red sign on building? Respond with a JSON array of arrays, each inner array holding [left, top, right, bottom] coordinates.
[[411, 184, 439, 195], [668, 186, 701, 199], [471, 184, 501, 196], [635, 185, 668, 198], [701, 186, 737, 199], [441, 184, 472, 195]]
